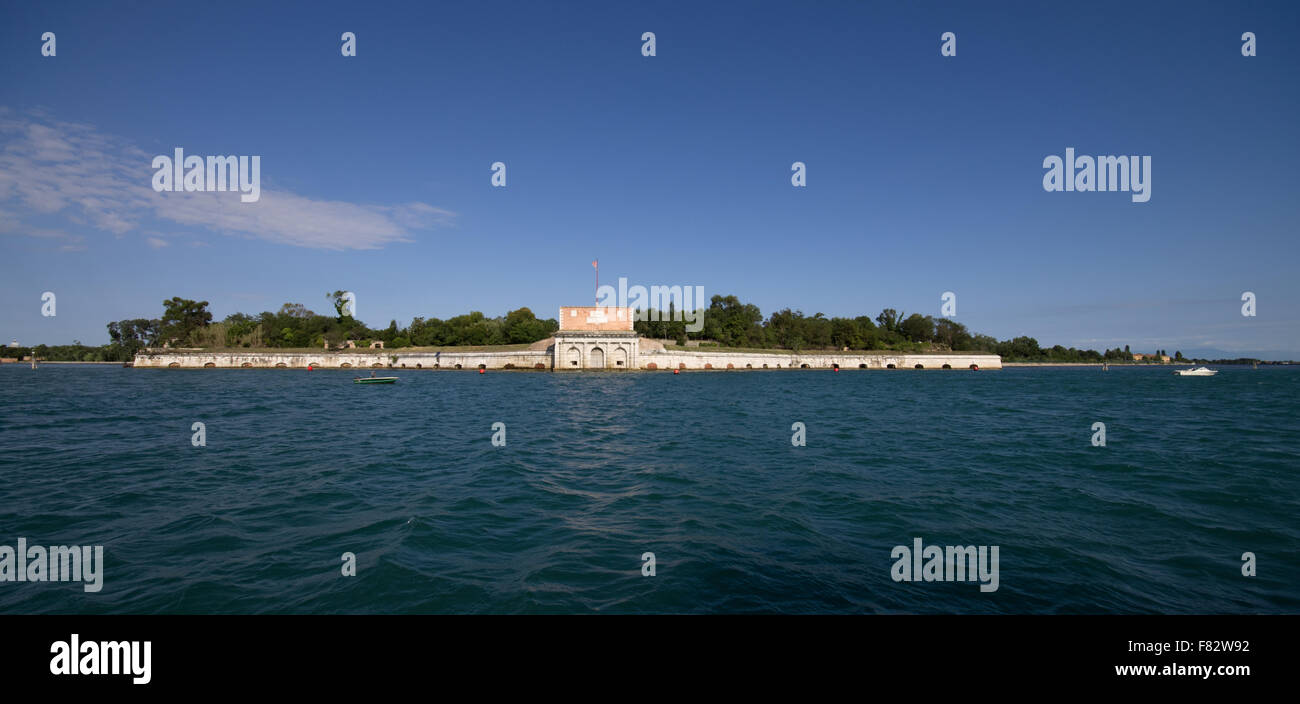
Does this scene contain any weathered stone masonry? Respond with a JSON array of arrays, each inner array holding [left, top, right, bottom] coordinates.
[[132, 307, 1001, 371]]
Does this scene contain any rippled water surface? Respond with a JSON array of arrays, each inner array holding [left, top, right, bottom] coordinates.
[[1, 364, 1296, 613]]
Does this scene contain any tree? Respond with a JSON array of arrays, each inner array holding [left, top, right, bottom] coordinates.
[[106, 318, 160, 360], [502, 307, 551, 344], [998, 336, 1042, 360], [223, 313, 260, 346], [703, 295, 765, 347], [971, 334, 998, 352], [765, 308, 806, 351], [830, 317, 860, 349], [160, 297, 212, 344], [327, 291, 354, 323], [934, 318, 971, 350], [900, 314, 935, 343], [876, 308, 902, 333], [278, 303, 314, 319]]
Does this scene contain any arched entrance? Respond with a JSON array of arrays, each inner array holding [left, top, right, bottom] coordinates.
[[590, 347, 605, 369]]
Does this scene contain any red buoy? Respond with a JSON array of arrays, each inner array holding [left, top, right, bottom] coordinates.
[[479, 368, 485, 374], [673, 369, 679, 375]]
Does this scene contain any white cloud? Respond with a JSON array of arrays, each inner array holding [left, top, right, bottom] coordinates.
[[0, 113, 455, 250], [146, 236, 169, 248], [0, 205, 86, 251]]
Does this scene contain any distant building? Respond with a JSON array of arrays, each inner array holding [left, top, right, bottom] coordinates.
[[1132, 353, 1171, 363], [553, 306, 637, 369], [8, 340, 18, 348]]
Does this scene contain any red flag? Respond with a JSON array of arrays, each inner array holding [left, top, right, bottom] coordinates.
[[592, 260, 598, 268]]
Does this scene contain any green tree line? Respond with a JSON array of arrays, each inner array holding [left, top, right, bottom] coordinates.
[[634, 294, 1154, 362], [7, 291, 1215, 364]]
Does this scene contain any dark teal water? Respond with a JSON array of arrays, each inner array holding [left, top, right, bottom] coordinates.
[[1, 364, 1296, 614]]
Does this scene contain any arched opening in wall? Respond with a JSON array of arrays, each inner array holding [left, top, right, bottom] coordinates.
[[942, 364, 952, 369], [613, 348, 628, 368], [275, 363, 286, 368], [646, 362, 658, 370], [762, 364, 768, 369], [478, 364, 486, 370], [745, 364, 752, 369], [401, 363, 407, 368], [341, 363, 352, 368], [858, 364, 867, 369], [567, 346, 580, 367], [241, 362, 252, 368], [678, 363, 686, 370], [590, 347, 605, 369], [831, 363, 839, 370], [969, 364, 979, 370], [704, 363, 713, 369], [372, 363, 383, 368], [886, 364, 896, 369], [454, 364, 462, 370], [535, 363, 546, 370], [726, 363, 734, 369], [168, 362, 180, 368], [203, 362, 216, 368], [800, 363, 809, 369], [914, 364, 924, 369], [416, 363, 422, 368], [504, 364, 515, 369]]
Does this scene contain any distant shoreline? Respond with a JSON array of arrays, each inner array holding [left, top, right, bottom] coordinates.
[[1002, 362, 1287, 367], [0, 360, 122, 365]]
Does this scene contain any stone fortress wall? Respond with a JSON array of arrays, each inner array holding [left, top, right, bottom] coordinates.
[[132, 305, 1001, 370], [131, 346, 1000, 371]]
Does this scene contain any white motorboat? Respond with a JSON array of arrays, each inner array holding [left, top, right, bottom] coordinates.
[[1174, 366, 1217, 376]]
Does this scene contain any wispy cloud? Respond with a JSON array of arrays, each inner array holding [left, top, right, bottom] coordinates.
[[0, 205, 86, 251], [146, 236, 169, 248], [0, 111, 455, 250]]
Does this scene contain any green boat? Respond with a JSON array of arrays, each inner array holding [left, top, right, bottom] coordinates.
[[354, 376, 398, 384]]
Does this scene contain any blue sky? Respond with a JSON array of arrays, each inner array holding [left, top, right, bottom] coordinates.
[[2, 0, 1297, 358]]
